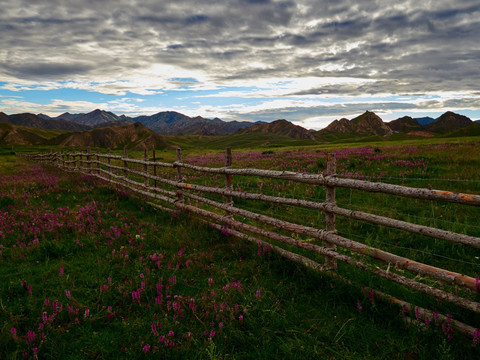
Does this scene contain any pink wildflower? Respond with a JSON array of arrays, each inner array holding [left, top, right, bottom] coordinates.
[[26, 330, 36, 345], [473, 329, 480, 347]]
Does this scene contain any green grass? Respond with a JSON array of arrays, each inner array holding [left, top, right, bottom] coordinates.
[[2, 138, 480, 359]]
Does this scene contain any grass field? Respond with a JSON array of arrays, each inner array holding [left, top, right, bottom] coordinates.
[[1, 139, 480, 359]]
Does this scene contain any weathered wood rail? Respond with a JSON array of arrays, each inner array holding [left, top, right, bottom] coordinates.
[[19, 147, 480, 337]]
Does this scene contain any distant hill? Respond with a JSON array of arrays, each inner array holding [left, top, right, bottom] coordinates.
[[318, 111, 393, 137], [91, 119, 134, 129], [236, 119, 315, 140], [0, 112, 8, 122], [0, 122, 46, 145], [37, 113, 51, 120], [54, 112, 84, 122], [38, 112, 84, 122], [180, 117, 259, 136], [51, 122, 168, 150], [133, 111, 190, 132], [0, 122, 67, 146], [1, 113, 90, 132], [444, 123, 480, 137], [425, 111, 473, 133], [415, 117, 437, 126], [133, 111, 257, 135], [386, 116, 422, 133], [67, 109, 123, 126]]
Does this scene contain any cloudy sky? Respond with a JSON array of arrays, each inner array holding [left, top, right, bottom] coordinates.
[[1, 0, 479, 129]]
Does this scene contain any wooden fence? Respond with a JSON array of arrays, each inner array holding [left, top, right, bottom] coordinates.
[[19, 147, 480, 337]]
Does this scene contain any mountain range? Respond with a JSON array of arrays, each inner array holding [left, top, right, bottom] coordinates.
[[35, 109, 260, 136], [1, 108, 479, 148], [1, 112, 90, 131]]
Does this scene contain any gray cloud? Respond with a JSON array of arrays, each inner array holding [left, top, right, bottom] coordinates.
[[0, 0, 479, 102], [3, 62, 95, 80]]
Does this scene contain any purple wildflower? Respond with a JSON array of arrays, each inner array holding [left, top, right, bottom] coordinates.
[[357, 302, 363, 312]]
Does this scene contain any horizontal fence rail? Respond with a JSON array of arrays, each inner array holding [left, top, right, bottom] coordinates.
[[19, 147, 480, 337]]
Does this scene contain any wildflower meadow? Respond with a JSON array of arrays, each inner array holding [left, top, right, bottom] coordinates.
[[1, 141, 480, 359]]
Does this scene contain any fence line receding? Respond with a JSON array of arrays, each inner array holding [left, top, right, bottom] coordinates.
[[19, 147, 480, 337]]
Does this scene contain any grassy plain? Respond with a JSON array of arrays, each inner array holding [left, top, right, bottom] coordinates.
[[1, 137, 480, 359]]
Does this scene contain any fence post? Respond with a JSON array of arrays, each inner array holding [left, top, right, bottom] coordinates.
[[76, 148, 79, 169], [87, 146, 91, 174], [80, 148, 84, 170], [74, 148, 78, 170], [325, 153, 337, 268], [153, 148, 157, 188], [224, 147, 233, 218], [144, 148, 148, 188], [96, 147, 100, 175], [107, 148, 111, 182], [123, 147, 128, 180], [175, 148, 184, 203]]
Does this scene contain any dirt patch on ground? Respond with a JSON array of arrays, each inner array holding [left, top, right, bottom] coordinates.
[[407, 131, 434, 137]]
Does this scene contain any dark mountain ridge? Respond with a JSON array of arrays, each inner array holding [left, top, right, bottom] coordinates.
[[236, 119, 315, 140], [1, 113, 90, 131], [50, 122, 168, 150], [386, 116, 422, 133], [318, 111, 393, 137], [415, 116, 436, 126], [424, 111, 473, 133], [132, 111, 258, 135]]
